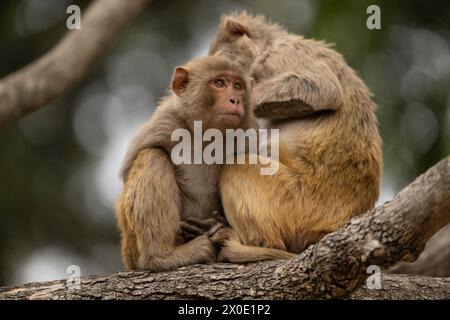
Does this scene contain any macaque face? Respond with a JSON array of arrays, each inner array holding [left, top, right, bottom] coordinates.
[[207, 72, 247, 130], [171, 60, 250, 132]]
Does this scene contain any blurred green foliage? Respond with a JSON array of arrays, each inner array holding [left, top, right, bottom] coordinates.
[[0, 0, 449, 285]]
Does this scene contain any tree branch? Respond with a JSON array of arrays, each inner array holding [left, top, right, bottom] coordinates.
[[1, 271, 448, 300], [0, 157, 448, 300], [0, 0, 150, 128]]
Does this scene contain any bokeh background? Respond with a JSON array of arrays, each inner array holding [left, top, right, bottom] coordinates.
[[0, 0, 449, 286]]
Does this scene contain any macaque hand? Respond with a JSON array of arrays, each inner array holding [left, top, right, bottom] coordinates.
[[180, 211, 225, 240]]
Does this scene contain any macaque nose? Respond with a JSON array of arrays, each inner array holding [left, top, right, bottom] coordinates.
[[229, 98, 240, 105]]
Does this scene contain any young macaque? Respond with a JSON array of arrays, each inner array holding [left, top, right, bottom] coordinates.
[[195, 12, 383, 263], [116, 56, 256, 271]]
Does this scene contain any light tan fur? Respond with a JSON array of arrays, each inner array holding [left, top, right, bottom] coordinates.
[[208, 12, 383, 262], [116, 56, 256, 271]]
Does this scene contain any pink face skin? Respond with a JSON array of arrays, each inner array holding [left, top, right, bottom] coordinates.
[[208, 72, 246, 129]]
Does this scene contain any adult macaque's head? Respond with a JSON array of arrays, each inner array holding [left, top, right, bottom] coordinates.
[[208, 12, 287, 70]]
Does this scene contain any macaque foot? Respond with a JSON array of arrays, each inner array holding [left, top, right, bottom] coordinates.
[[207, 224, 230, 248]]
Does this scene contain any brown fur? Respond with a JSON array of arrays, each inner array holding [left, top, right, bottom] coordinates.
[[116, 56, 256, 271], [209, 12, 383, 262]]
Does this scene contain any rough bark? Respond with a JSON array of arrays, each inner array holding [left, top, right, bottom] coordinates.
[[0, 157, 448, 300], [1, 270, 448, 300], [0, 0, 150, 128]]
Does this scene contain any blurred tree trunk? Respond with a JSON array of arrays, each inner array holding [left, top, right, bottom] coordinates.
[[0, 0, 150, 128], [0, 157, 448, 300]]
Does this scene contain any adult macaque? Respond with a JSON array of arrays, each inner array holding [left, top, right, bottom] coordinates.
[[201, 12, 383, 262], [116, 56, 256, 271]]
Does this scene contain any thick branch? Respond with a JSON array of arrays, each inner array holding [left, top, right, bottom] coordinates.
[[1, 271, 448, 300], [0, 157, 448, 300], [0, 0, 150, 127]]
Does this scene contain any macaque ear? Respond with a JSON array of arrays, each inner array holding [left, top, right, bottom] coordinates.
[[225, 18, 251, 37], [172, 67, 190, 96]]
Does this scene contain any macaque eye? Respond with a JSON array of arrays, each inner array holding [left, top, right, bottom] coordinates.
[[233, 81, 243, 90], [214, 79, 226, 88]]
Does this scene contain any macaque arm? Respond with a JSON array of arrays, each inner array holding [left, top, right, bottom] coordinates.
[[253, 69, 344, 120], [119, 103, 182, 182], [141, 235, 216, 272], [118, 148, 214, 271], [119, 120, 160, 182]]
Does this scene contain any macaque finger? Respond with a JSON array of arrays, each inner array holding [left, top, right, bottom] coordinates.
[[212, 210, 228, 225], [182, 231, 197, 241], [180, 221, 206, 236], [185, 217, 217, 230], [206, 222, 225, 237]]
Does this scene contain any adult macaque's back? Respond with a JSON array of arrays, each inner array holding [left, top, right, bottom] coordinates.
[[208, 12, 382, 263]]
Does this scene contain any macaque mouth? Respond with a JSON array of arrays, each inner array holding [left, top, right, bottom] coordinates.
[[218, 112, 242, 119]]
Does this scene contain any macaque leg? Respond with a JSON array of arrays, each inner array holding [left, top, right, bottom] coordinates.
[[117, 148, 215, 271], [115, 200, 139, 270]]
